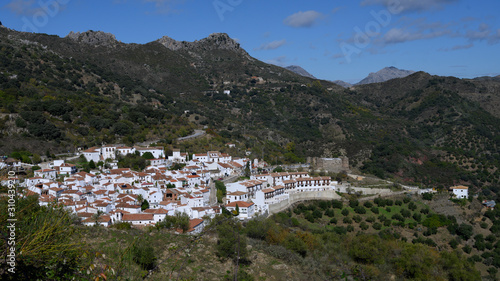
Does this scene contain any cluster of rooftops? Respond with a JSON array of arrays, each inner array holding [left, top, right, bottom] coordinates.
[[9, 147, 339, 233]]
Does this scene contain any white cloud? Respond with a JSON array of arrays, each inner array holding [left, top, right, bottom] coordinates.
[[5, 0, 38, 16], [360, 0, 458, 13], [283, 10, 324, 28], [439, 43, 474, 52], [254, 39, 287, 51], [114, 0, 184, 14]]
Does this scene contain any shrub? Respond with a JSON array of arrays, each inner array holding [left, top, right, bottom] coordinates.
[[312, 209, 323, 219], [456, 223, 474, 240], [366, 216, 376, 223], [348, 235, 385, 264], [463, 245, 472, 254], [343, 217, 353, 224], [400, 209, 412, 218], [449, 239, 459, 249], [371, 206, 379, 214], [408, 202, 417, 211], [305, 212, 315, 223], [331, 200, 343, 209], [413, 213, 422, 223], [349, 199, 359, 208], [354, 206, 366, 214], [353, 215, 362, 223], [132, 240, 157, 270], [334, 226, 347, 235], [324, 208, 335, 217], [392, 213, 404, 222], [360, 222, 369, 230], [422, 193, 434, 200], [373, 222, 382, 230], [363, 201, 373, 208], [284, 234, 308, 257], [341, 209, 349, 216]]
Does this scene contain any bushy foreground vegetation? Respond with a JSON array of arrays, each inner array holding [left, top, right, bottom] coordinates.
[[3, 194, 494, 280]]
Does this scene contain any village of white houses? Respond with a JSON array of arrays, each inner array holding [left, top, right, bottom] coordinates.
[[1, 145, 351, 234]]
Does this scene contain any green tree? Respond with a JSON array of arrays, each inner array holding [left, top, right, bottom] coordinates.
[[0, 195, 86, 280], [142, 152, 155, 160], [215, 218, 248, 264], [132, 238, 156, 270], [215, 180, 227, 203], [141, 199, 150, 211], [244, 161, 251, 178], [31, 153, 41, 164]]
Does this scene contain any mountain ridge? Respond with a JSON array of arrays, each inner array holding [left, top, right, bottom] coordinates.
[[285, 65, 316, 79], [1, 26, 500, 189], [356, 66, 415, 85]]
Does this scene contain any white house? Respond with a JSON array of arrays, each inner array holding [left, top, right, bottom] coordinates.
[[58, 163, 77, 175], [101, 145, 116, 160], [82, 147, 101, 162], [226, 201, 255, 220], [121, 213, 155, 225], [34, 169, 57, 180], [450, 185, 468, 199], [168, 149, 188, 163], [116, 146, 134, 156], [226, 191, 248, 204], [135, 147, 164, 159], [187, 218, 204, 234]]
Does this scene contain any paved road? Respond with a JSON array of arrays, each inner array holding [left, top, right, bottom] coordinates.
[[177, 129, 206, 141], [135, 129, 206, 147]]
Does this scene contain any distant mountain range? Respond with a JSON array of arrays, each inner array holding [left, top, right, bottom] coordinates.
[[285, 65, 316, 79]]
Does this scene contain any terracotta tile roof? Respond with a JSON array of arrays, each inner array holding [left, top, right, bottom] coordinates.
[[122, 213, 154, 221], [226, 201, 254, 208], [450, 185, 468, 190]]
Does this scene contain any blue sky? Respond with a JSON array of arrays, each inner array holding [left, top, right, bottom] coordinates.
[[1, 0, 499, 83]]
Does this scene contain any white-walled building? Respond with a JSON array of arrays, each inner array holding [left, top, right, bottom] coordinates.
[[450, 185, 469, 199], [226, 201, 255, 220]]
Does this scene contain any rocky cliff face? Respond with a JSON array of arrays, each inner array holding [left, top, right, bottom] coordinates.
[[66, 30, 118, 47], [157, 33, 241, 51]]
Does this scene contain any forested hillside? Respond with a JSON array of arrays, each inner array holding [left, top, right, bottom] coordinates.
[[0, 26, 499, 191]]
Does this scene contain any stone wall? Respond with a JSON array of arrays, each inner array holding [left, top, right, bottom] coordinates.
[[307, 156, 350, 173], [268, 190, 342, 215]]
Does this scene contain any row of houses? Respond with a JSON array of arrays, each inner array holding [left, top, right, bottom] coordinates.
[[81, 145, 165, 163], [224, 172, 338, 219]]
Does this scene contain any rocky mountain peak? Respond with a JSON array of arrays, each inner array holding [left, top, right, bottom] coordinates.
[[66, 30, 118, 46], [356, 66, 415, 85], [285, 65, 316, 79], [157, 32, 241, 52]]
